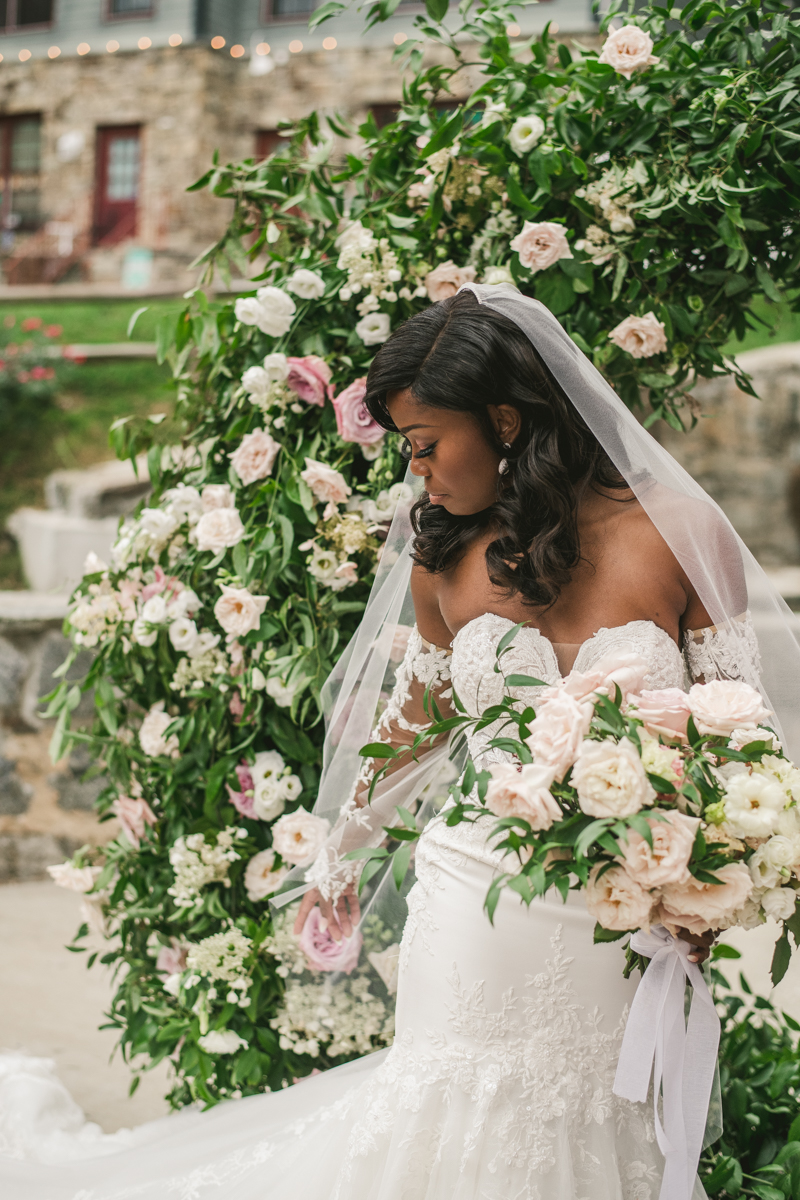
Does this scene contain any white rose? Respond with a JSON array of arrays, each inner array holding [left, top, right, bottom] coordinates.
[[47, 862, 102, 893], [755, 755, 800, 802], [197, 1030, 247, 1055], [508, 114, 545, 156], [262, 352, 289, 382], [140, 507, 179, 543], [195, 508, 245, 553], [609, 313, 668, 359], [201, 484, 235, 512], [252, 778, 286, 822], [235, 287, 296, 338], [285, 268, 326, 300], [132, 618, 158, 648], [598, 24, 660, 80], [169, 617, 199, 653], [241, 366, 271, 397], [355, 312, 391, 346], [586, 863, 655, 932], [761, 886, 798, 922], [526, 691, 594, 782], [141, 595, 168, 624], [162, 484, 203, 524], [139, 702, 180, 758], [749, 835, 800, 888], [509, 221, 573, 273], [214, 585, 268, 637], [300, 458, 351, 505], [777, 805, 800, 839], [728, 726, 781, 752], [723, 772, 786, 838], [244, 849, 288, 901], [231, 429, 280, 485], [572, 737, 656, 818], [272, 811, 330, 867], [485, 762, 561, 828], [689, 679, 772, 737]]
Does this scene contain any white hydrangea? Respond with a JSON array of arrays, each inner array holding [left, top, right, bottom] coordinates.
[[269, 976, 394, 1059], [168, 828, 242, 908], [198, 1030, 248, 1055], [186, 926, 253, 989], [70, 580, 126, 648], [139, 702, 180, 758]]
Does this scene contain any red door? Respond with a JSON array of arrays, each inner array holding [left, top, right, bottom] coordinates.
[[93, 125, 141, 246]]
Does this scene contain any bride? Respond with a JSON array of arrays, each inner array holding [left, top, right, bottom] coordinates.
[[0, 284, 783, 1200]]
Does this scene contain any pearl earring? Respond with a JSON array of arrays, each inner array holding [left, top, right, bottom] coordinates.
[[498, 442, 511, 476]]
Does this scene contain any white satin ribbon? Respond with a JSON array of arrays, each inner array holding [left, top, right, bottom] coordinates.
[[613, 924, 720, 1200]]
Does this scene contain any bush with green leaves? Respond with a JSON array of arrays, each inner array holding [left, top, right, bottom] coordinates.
[[48, 0, 799, 1109]]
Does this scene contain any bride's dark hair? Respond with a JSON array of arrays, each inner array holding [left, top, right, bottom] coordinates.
[[364, 289, 630, 608]]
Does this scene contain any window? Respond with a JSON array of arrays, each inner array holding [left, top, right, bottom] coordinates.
[[0, 0, 53, 29], [0, 115, 42, 233], [370, 104, 400, 130], [93, 126, 141, 245], [106, 0, 154, 17], [262, 0, 314, 21]]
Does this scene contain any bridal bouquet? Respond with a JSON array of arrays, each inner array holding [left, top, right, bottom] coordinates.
[[360, 627, 800, 983]]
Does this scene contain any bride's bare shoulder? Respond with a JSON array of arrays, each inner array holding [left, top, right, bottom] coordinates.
[[410, 562, 453, 647]]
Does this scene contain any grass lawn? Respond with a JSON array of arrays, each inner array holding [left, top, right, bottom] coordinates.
[[0, 292, 797, 590], [0, 299, 182, 588]]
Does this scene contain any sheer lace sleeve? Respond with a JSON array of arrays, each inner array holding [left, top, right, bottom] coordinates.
[[682, 610, 762, 688], [305, 625, 454, 903]]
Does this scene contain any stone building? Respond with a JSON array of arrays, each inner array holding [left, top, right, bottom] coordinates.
[[0, 0, 595, 287]]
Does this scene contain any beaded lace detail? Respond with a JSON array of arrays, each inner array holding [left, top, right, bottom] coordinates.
[[683, 610, 762, 689]]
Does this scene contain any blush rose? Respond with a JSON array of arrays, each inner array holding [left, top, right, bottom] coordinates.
[[630, 688, 692, 740], [298, 906, 362, 974], [424, 260, 477, 301], [688, 679, 772, 738], [213, 585, 268, 637], [230, 429, 280, 485], [509, 221, 573, 273], [526, 692, 594, 782], [598, 25, 660, 80], [658, 862, 754, 935], [286, 355, 333, 407], [586, 863, 655, 932], [609, 313, 667, 359], [619, 810, 700, 888], [195, 508, 245, 553], [572, 737, 656, 818], [485, 762, 561, 828], [331, 378, 385, 446]]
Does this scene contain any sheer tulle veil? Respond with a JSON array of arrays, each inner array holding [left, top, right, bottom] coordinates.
[[274, 282, 800, 914]]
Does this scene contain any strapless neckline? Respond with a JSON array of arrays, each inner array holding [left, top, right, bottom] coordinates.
[[451, 614, 680, 682]]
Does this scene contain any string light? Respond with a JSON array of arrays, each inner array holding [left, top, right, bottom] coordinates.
[[323, 36, 337, 49], [138, 36, 151, 49], [18, 48, 31, 61], [393, 32, 407, 45], [550, 22, 559, 33], [211, 36, 225, 49], [288, 39, 303, 53], [106, 40, 119, 52], [255, 42, 270, 55], [169, 33, 182, 47], [77, 43, 90, 55], [506, 23, 520, 36], [48, 46, 60, 58], [230, 44, 245, 57], [0, 53, 4, 62]]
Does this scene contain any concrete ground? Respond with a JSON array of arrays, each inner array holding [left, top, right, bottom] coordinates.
[[2, 879, 800, 1135]]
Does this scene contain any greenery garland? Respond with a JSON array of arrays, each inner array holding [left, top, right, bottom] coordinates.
[[46, 0, 799, 1110]]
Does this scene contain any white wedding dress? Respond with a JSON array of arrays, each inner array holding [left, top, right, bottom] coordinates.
[[0, 613, 754, 1200]]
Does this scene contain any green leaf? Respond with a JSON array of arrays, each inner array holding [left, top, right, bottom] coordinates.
[[308, 0, 345, 28], [391, 841, 413, 891], [711, 944, 742, 960], [771, 932, 792, 986], [503, 674, 547, 688], [534, 270, 575, 316], [424, 0, 447, 19], [593, 923, 628, 943], [359, 742, 399, 759]]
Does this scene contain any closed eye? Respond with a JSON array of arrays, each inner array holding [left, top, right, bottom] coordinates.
[[400, 438, 436, 461]]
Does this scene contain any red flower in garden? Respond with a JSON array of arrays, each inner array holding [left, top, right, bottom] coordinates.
[[21, 317, 42, 331]]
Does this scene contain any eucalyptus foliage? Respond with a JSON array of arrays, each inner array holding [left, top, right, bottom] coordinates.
[[48, 0, 800, 1109]]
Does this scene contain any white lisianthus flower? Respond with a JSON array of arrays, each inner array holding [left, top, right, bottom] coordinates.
[[272, 811, 330, 867], [280, 774, 302, 801], [141, 595, 168, 624], [723, 772, 786, 838], [167, 588, 201, 619], [47, 862, 102, 893], [355, 311, 391, 346], [306, 545, 340, 585], [749, 835, 800, 888], [169, 617, 199, 654], [140, 507, 180, 545], [266, 676, 300, 707], [251, 749, 285, 784], [198, 1030, 248, 1055], [761, 886, 798, 922], [244, 849, 288, 902], [262, 351, 290, 382], [132, 618, 158, 648], [252, 778, 286, 822], [285, 268, 326, 299], [508, 114, 545, 155], [235, 287, 296, 337], [214, 585, 268, 638], [755, 755, 800, 802], [241, 366, 271, 398], [195, 508, 245, 553], [139, 702, 180, 758]]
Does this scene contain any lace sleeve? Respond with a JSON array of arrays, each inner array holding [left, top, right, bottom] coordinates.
[[305, 625, 454, 903], [682, 610, 762, 689]]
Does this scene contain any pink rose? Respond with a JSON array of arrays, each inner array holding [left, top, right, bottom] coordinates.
[[156, 939, 187, 978], [592, 650, 650, 701], [630, 688, 692, 740], [231, 428, 280, 485], [300, 458, 352, 505], [609, 313, 667, 359], [112, 795, 157, 849], [331, 378, 384, 446], [586, 863, 655, 932], [688, 680, 771, 738], [298, 906, 362, 974], [141, 566, 167, 602], [526, 692, 594, 782], [509, 221, 573, 273], [598, 25, 659, 80], [618, 810, 700, 889], [226, 783, 256, 819], [229, 690, 245, 720], [659, 862, 754, 936], [486, 762, 561, 828], [236, 762, 254, 791], [286, 355, 333, 406], [424, 260, 477, 302]]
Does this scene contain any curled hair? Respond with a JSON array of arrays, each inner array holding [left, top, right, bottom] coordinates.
[[364, 290, 629, 608]]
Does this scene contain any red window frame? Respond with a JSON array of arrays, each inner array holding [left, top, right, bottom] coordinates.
[[92, 125, 141, 247], [0, 0, 54, 32], [0, 113, 42, 233]]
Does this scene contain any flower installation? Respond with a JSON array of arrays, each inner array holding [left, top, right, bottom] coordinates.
[[45, 0, 800, 1110]]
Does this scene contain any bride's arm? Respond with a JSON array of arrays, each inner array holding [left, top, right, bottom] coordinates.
[[294, 566, 455, 941]]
